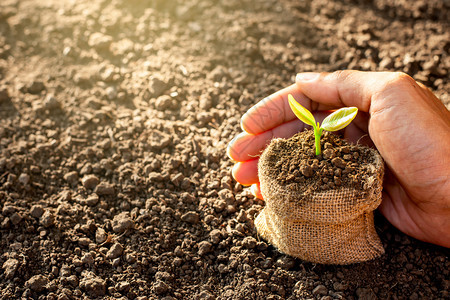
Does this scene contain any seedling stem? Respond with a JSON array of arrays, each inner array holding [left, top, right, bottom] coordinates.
[[288, 94, 358, 156]]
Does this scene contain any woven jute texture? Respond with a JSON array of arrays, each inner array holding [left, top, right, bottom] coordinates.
[[255, 144, 385, 265]]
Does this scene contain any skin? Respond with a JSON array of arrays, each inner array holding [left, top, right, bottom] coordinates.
[[227, 70, 450, 248]]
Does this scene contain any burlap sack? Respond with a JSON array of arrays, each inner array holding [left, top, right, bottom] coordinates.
[[255, 144, 385, 265]]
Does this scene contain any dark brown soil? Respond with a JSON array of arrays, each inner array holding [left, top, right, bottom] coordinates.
[[262, 130, 378, 193], [0, 0, 449, 299]]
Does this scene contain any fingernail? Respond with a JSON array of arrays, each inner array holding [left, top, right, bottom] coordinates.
[[227, 132, 243, 160], [296, 72, 319, 82], [250, 184, 258, 197], [231, 163, 239, 181], [239, 114, 247, 132], [226, 142, 234, 161], [251, 184, 264, 200]]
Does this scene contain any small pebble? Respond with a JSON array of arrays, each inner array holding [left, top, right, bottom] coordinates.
[[198, 241, 212, 256], [10, 212, 22, 225], [81, 253, 94, 265], [242, 236, 257, 249], [300, 165, 313, 177], [181, 211, 200, 224], [106, 243, 123, 259], [155, 95, 173, 111], [40, 211, 55, 227], [153, 281, 169, 295], [64, 171, 78, 185], [343, 154, 352, 160], [149, 76, 168, 98], [80, 272, 106, 297], [105, 86, 117, 100], [209, 229, 222, 244], [275, 256, 295, 269], [323, 148, 336, 159], [96, 228, 107, 244], [43, 95, 60, 109], [112, 212, 133, 233], [84, 194, 99, 206], [2, 205, 16, 215], [26, 81, 46, 94], [78, 238, 91, 247], [331, 157, 347, 169], [312, 285, 328, 296], [82, 175, 100, 189], [26, 274, 49, 292], [18, 173, 30, 185], [30, 204, 44, 218], [3, 258, 19, 279], [95, 182, 115, 195]]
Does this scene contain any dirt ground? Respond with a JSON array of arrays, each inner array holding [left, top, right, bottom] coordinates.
[[0, 0, 449, 299]]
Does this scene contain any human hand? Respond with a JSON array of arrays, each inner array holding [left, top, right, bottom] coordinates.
[[227, 71, 450, 248]]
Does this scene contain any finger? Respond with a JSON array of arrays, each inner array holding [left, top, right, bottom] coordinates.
[[231, 159, 259, 186], [296, 70, 450, 142], [240, 84, 335, 135], [295, 70, 450, 144], [296, 71, 416, 113], [228, 119, 305, 162], [251, 183, 263, 200]]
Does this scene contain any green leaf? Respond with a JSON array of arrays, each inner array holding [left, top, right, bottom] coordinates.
[[288, 94, 316, 127], [321, 107, 358, 131]]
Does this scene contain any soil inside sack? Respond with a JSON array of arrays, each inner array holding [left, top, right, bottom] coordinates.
[[262, 130, 378, 196]]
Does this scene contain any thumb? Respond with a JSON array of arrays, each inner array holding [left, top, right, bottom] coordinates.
[[296, 70, 419, 113], [295, 70, 449, 131]]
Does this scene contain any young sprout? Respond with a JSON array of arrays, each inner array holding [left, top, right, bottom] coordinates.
[[288, 94, 358, 155]]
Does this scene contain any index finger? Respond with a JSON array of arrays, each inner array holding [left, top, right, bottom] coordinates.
[[240, 84, 335, 135]]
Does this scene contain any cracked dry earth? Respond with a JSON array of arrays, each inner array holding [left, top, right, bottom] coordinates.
[[0, 0, 449, 299]]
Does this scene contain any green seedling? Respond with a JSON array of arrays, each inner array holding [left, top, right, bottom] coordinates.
[[288, 94, 358, 155]]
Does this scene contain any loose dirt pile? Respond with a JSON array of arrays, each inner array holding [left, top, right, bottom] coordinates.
[[0, 0, 449, 299], [261, 130, 378, 191]]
